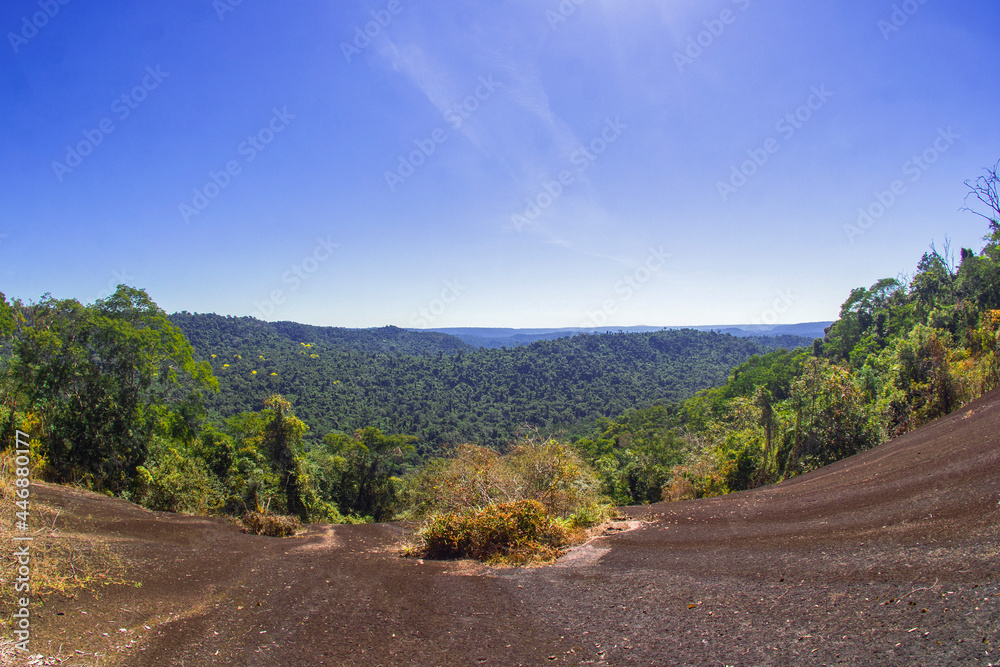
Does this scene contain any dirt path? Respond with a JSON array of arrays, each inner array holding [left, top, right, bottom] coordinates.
[[10, 388, 1000, 666]]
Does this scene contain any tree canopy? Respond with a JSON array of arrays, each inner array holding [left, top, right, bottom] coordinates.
[[4, 286, 215, 492]]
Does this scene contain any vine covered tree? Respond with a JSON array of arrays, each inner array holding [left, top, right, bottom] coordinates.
[[261, 394, 314, 520], [320, 427, 416, 521]]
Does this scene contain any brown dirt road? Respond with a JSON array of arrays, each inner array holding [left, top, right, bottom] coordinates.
[[8, 388, 1000, 666]]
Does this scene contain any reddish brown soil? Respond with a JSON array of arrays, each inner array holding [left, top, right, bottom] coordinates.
[[10, 388, 1000, 666]]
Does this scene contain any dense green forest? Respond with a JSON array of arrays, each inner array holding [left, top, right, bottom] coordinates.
[[0, 288, 805, 523], [168, 313, 807, 452], [173, 317, 474, 356], [1, 162, 997, 528]]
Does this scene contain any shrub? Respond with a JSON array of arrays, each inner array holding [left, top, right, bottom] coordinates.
[[405, 438, 616, 564], [404, 443, 521, 517], [663, 449, 730, 502], [507, 438, 601, 515], [406, 439, 610, 519], [418, 499, 568, 565], [131, 443, 225, 515], [238, 510, 301, 537], [566, 501, 618, 529]]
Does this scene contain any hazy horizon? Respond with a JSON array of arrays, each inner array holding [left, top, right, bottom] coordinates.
[[166, 314, 832, 335]]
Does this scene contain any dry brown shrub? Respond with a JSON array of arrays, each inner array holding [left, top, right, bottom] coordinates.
[[416, 499, 569, 566], [405, 439, 615, 565], [506, 438, 601, 516], [408, 439, 608, 518], [407, 444, 522, 516], [238, 510, 301, 537]]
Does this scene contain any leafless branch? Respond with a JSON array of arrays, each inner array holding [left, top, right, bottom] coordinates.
[[962, 160, 1000, 228]]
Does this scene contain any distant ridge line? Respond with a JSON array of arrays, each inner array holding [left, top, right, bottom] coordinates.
[[411, 322, 832, 349]]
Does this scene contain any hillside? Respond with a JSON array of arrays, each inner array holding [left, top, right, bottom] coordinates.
[[170, 313, 473, 356], [168, 314, 811, 451], [11, 387, 999, 666]]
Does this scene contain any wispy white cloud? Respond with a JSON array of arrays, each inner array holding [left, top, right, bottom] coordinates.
[[377, 23, 584, 173], [369, 3, 693, 266]]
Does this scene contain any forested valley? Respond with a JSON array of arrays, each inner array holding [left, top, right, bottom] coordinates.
[[168, 312, 807, 452], [1, 166, 998, 550]]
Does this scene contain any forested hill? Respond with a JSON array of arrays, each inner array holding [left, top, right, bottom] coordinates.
[[169, 313, 473, 356], [169, 313, 811, 453]]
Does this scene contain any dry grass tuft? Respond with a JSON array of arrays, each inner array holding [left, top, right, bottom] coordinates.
[[0, 449, 135, 632], [238, 510, 301, 537]]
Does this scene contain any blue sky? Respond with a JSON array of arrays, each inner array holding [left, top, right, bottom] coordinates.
[[2, 0, 998, 328]]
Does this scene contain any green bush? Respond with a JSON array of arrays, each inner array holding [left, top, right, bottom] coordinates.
[[418, 499, 569, 565], [238, 510, 301, 537], [131, 443, 224, 515]]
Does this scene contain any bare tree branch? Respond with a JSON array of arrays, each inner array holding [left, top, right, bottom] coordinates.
[[962, 160, 1000, 229]]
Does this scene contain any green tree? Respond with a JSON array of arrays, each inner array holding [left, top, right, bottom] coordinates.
[[0, 291, 22, 446], [9, 286, 216, 492], [891, 325, 956, 426], [261, 394, 315, 520], [754, 386, 776, 485], [0, 292, 14, 337], [132, 436, 225, 514], [217, 411, 281, 514], [321, 427, 416, 521], [787, 359, 877, 471], [910, 248, 956, 319]]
